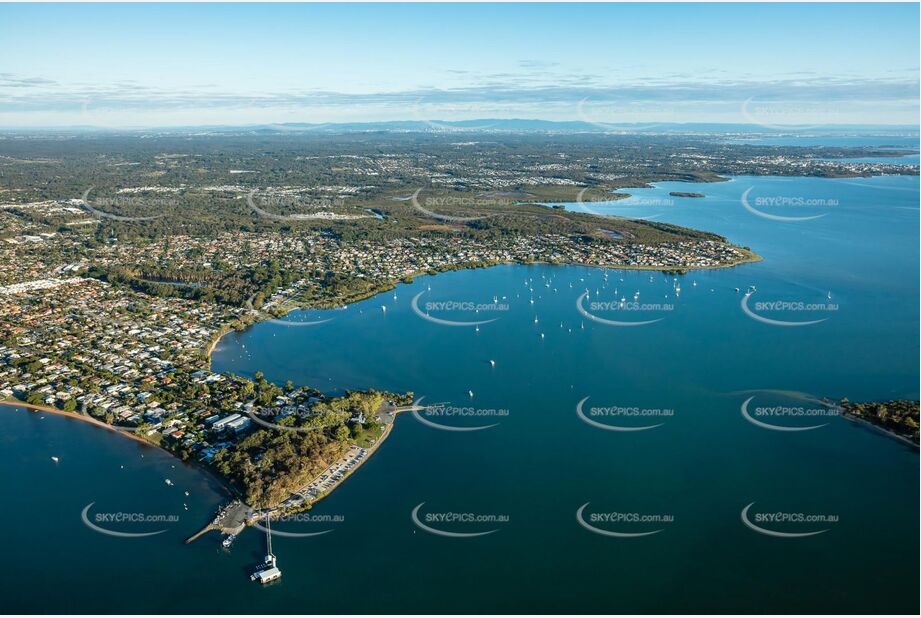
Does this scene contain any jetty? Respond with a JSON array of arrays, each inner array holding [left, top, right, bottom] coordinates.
[[251, 514, 282, 584], [185, 500, 251, 544]]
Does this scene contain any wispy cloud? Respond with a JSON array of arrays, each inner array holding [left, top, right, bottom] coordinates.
[[0, 71, 916, 126]]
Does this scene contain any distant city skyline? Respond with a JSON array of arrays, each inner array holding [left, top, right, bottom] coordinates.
[[1, 2, 918, 128]]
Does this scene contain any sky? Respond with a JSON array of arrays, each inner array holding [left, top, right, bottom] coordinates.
[[0, 3, 918, 128]]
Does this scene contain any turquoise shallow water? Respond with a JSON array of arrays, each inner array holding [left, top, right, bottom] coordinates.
[[1, 174, 918, 613]]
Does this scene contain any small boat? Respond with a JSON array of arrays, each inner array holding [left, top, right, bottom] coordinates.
[[489, 360, 495, 367], [222, 533, 237, 549], [184, 491, 190, 496], [381, 306, 387, 312], [165, 479, 173, 486], [51, 456, 59, 463], [468, 390, 474, 398]]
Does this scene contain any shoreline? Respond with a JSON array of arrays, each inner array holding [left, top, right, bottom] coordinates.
[[1, 399, 166, 448], [244, 249, 764, 317], [840, 411, 919, 450], [272, 410, 400, 517], [204, 252, 764, 514], [0, 399, 239, 498]]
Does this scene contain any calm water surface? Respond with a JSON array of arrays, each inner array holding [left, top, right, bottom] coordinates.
[[2, 174, 918, 613]]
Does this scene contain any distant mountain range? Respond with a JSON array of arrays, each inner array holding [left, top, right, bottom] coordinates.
[[244, 120, 920, 135], [3, 119, 918, 135]]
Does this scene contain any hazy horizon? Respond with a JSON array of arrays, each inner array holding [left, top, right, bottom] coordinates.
[[1, 3, 918, 129]]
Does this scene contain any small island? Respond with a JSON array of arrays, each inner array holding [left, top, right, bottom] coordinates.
[[669, 191, 706, 198]]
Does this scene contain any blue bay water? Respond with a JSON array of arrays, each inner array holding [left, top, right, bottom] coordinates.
[[1, 174, 918, 613]]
